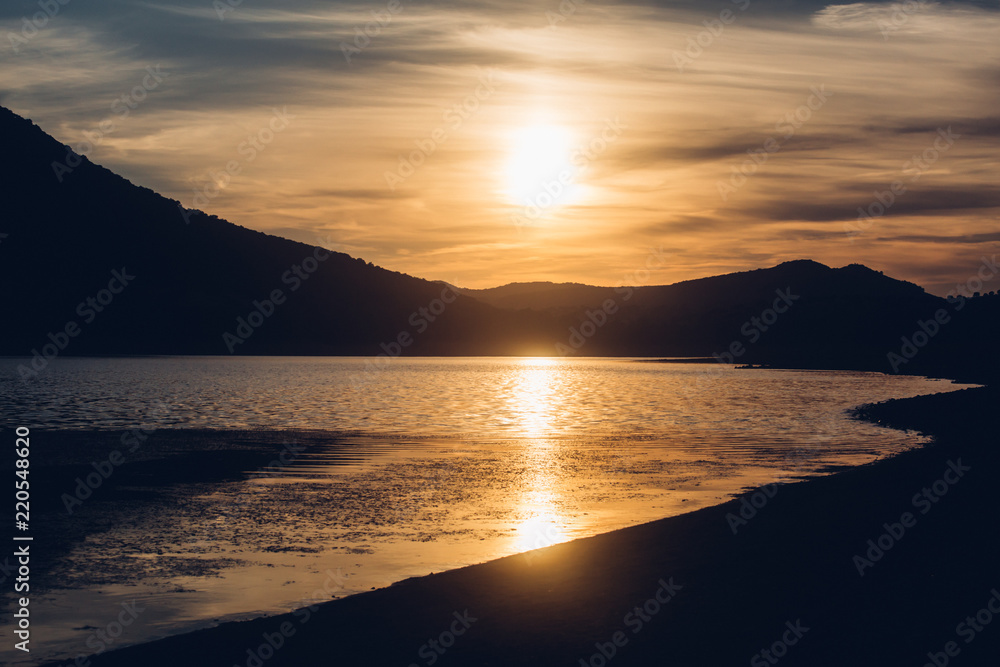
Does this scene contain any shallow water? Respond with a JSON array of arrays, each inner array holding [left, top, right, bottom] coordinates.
[[0, 357, 975, 664]]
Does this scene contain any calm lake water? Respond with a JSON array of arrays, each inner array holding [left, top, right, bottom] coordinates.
[[0, 357, 976, 664]]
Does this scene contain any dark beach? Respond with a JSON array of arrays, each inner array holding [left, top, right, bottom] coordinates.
[[59, 384, 1000, 667]]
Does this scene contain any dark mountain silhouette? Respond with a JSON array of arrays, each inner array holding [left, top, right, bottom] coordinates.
[[2, 105, 996, 381], [456, 282, 615, 313], [0, 105, 555, 359], [460, 260, 1000, 381], [486, 260, 941, 363]]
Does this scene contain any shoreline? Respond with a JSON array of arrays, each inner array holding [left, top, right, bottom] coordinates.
[[12, 420, 899, 665], [65, 384, 1000, 666]]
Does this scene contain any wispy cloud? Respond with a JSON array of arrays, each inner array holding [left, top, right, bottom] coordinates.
[[1, 0, 997, 292]]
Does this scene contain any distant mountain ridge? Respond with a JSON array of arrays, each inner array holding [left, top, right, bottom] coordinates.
[[456, 282, 616, 312], [461, 260, 929, 313], [2, 105, 997, 381]]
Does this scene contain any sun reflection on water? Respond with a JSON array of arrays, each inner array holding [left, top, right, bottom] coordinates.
[[508, 357, 562, 438], [514, 512, 567, 552], [507, 358, 573, 553]]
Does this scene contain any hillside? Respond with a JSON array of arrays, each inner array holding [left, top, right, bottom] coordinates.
[[2, 104, 997, 380], [0, 106, 554, 358]]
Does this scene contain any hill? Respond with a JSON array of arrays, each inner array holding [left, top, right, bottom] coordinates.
[[2, 104, 997, 381], [0, 106, 555, 359]]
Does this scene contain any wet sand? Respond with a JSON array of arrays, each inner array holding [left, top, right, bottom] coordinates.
[[70, 385, 1000, 666]]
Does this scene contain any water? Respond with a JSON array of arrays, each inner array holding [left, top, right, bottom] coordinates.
[[0, 357, 975, 664]]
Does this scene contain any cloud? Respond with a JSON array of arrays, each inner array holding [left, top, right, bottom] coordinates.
[[1, 0, 998, 292], [877, 116, 1000, 138], [742, 186, 1000, 223], [811, 1, 996, 35], [878, 231, 1000, 245]]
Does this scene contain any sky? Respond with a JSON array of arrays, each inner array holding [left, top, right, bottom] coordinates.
[[1, 0, 998, 294]]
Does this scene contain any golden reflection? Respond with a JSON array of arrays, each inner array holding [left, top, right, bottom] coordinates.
[[514, 509, 567, 552], [510, 357, 560, 438], [507, 358, 572, 553]]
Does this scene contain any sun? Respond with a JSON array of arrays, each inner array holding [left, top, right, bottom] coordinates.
[[503, 124, 580, 209]]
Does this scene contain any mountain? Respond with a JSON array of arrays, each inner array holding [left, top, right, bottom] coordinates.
[[2, 104, 996, 380], [461, 260, 934, 320], [468, 260, 999, 380], [475, 260, 940, 362], [456, 282, 616, 313], [0, 106, 555, 360]]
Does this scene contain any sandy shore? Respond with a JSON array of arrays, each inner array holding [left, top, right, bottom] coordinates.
[[65, 386, 1000, 666]]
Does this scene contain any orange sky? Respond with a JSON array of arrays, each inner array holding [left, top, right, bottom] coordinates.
[[2, 0, 998, 294]]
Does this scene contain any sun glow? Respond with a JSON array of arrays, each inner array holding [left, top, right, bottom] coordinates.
[[503, 359, 574, 554], [514, 511, 568, 553], [507, 358, 563, 437], [503, 124, 581, 209]]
